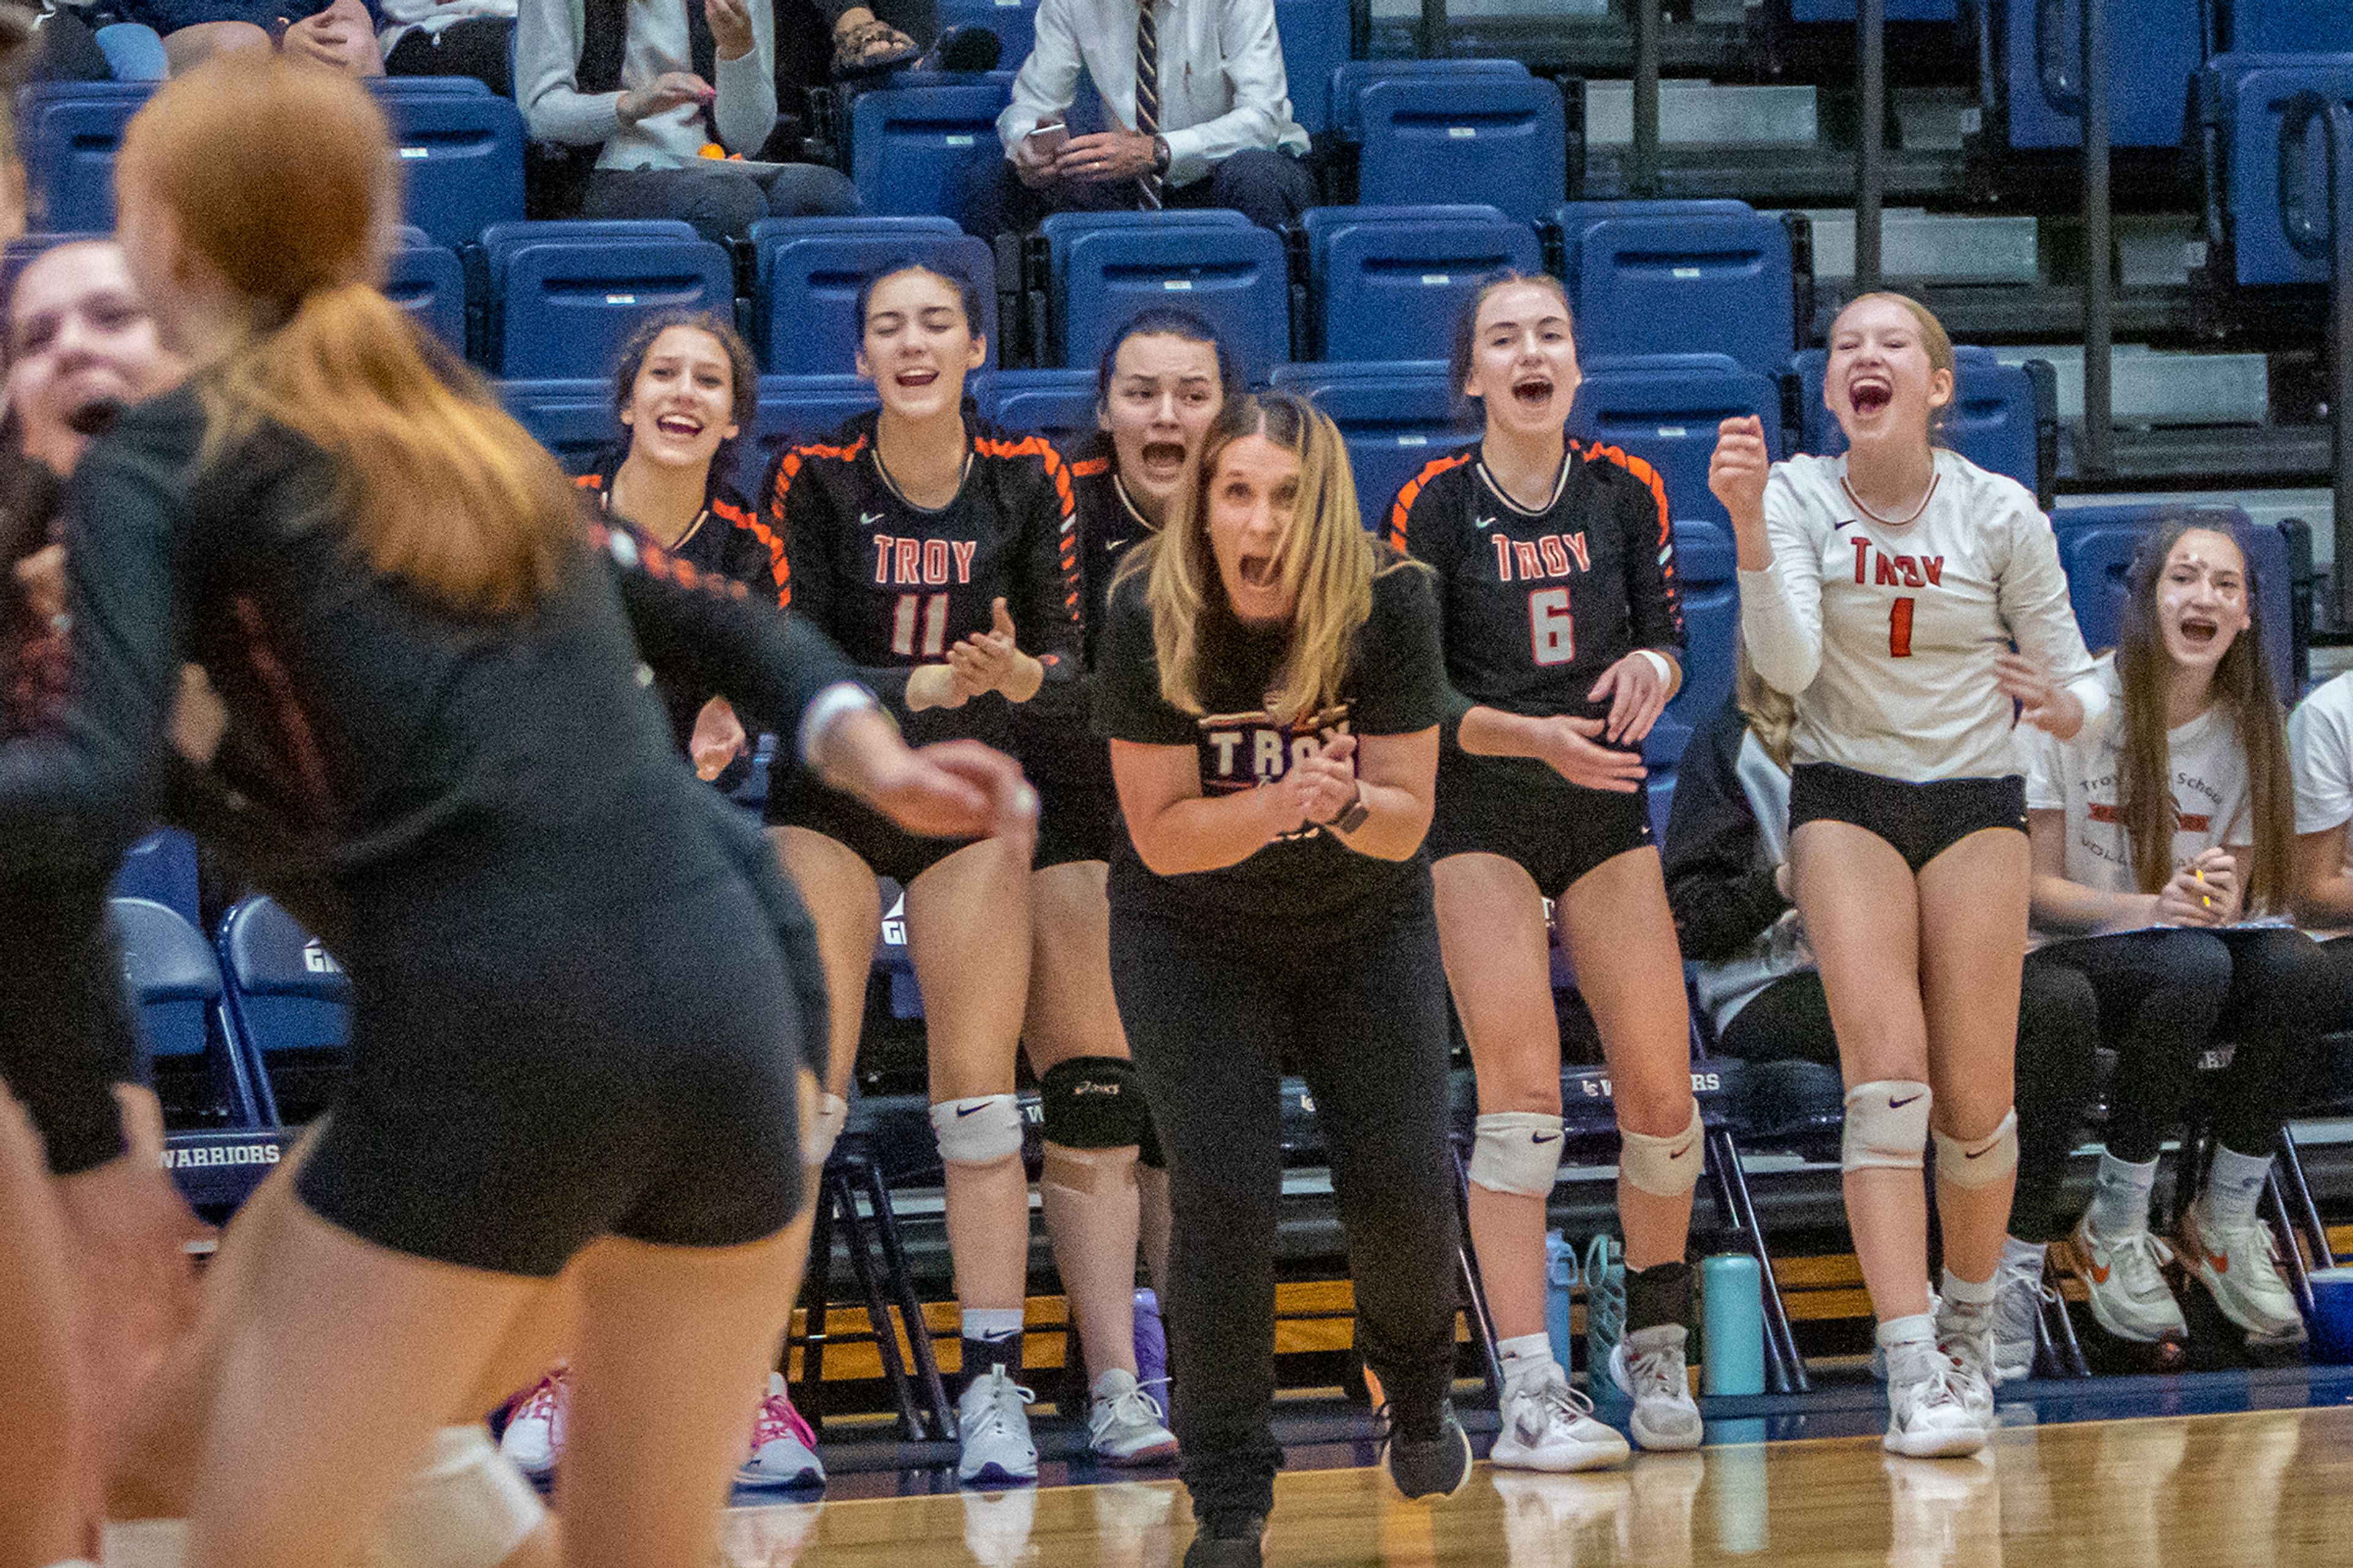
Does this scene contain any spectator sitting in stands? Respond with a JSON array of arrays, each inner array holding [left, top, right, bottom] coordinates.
[[995, 0, 1310, 232], [116, 0, 386, 76], [377, 0, 513, 94], [518, 0, 860, 242]]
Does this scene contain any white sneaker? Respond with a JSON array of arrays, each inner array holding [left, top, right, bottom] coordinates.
[[736, 1373, 826, 1488], [1490, 1366, 1630, 1472], [1086, 1368, 1177, 1466], [2180, 1199, 2309, 1346], [498, 1370, 566, 1482], [1882, 1340, 1990, 1459], [1988, 1254, 2052, 1385], [2069, 1213, 2189, 1344], [1607, 1326, 1702, 1452], [1932, 1298, 1996, 1426], [956, 1365, 1040, 1487]]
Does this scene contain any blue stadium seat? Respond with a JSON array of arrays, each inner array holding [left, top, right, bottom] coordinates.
[[1999, 0, 2203, 149], [2050, 504, 2296, 700], [1267, 360, 1460, 532], [750, 218, 998, 374], [2226, 0, 2353, 53], [366, 75, 491, 98], [482, 222, 733, 377], [746, 374, 888, 491], [217, 896, 352, 1130], [21, 83, 148, 233], [851, 79, 1015, 233], [498, 379, 619, 473], [1274, 0, 1351, 137], [987, 368, 1097, 443], [1355, 75, 1568, 224], [1790, 0, 1957, 17], [1300, 205, 1544, 362], [1565, 205, 1795, 377], [1051, 218, 1290, 382], [934, 0, 1039, 74], [1567, 355, 1783, 529], [876, 879, 920, 1018], [1656, 518, 1737, 768], [2200, 54, 2353, 286], [1791, 346, 2048, 497], [110, 897, 224, 1065], [1327, 59, 1529, 143], [386, 240, 468, 355], [377, 86, 525, 250], [110, 828, 200, 927]]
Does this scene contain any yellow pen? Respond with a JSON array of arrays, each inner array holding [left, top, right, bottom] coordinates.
[[2194, 865, 2213, 911]]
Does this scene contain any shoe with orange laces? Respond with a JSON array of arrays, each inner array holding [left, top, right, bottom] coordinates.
[[2180, 1197, 2307, 1346], [499, 1369, 567, 1482], [738, 1373, 828, 1488], [2067, 1211, 2188, 1345]]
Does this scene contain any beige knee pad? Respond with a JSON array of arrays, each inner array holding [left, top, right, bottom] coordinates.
[[1933, 1108, 2018, 1187], [360, 1426, 547, 1568], [1618, 1100, 1704, 1197]]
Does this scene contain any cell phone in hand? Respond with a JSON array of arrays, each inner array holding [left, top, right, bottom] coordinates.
[[1026, 121, 1070, 158]]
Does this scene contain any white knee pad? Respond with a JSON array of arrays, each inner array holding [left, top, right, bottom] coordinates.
[[1618, 1100, 1704, 1197], [802, 1091, 849, 1167], [1843, 1081, 1932, 1173], [100, 1519, 186, 1568], [1468, 1111, 1566, 1197], [931, 1094, 1024, 1165], [1933, 1109, 2018, 1188], [359, 1426, 548, 1568]]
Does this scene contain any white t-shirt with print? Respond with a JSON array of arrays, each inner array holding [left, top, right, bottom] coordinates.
[[2290, 672, 2353, 872]]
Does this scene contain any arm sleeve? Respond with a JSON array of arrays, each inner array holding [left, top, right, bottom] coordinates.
[[2020, 719, 2067, 811], [1618, 460, 1685, 653], [516, 0, 625, 146], [1095, 577, 1197, 745], [1159, 0, 1300, 181], [1350, 564, 1446, 737], [1737, 465, 1825, 697], [1997, 495, 2111, 731], [1661, 705, 1789, 961], [2292, 684, 2353, 835], [712, 0, 779, 155], [998, 0, 1085, 151]]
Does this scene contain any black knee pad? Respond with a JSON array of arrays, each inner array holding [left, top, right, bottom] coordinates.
[[1039, 1055, 1149, 1151]]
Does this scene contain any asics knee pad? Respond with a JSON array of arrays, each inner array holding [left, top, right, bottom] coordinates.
[[1038, 1056, 1148, 1149], [1618, 1100, 1704, 1197], [359, 1426, 548, 1568], [1468, 1110, 1566, 1197], [801, 1091, 849, 1168], [931, 1094, 1023, 1165], [1843, 1081, 1931, 1173], [1933, 1108, 2018, 1187]]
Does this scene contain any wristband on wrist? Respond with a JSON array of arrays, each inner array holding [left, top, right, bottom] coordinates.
[[1634, 648, 1677, 689]]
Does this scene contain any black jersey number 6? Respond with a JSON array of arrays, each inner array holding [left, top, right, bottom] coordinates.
[[892, 592, 952, 659], [1528, 588, 1575, 667]]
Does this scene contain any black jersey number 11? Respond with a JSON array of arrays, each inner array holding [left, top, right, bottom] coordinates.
[[893, 593, 952, 659], [1888, 596, 1915, 658]]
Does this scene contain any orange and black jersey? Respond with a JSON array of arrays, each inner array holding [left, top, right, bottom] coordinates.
[[760, 408, 1082, 744], [1390, 441, 1683, 749], [1066, 445, 1159, 668]]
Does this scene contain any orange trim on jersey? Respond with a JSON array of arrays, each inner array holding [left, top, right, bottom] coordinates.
[[1070, 455, 1111, 478], [584, 518, 752, 602], [1387, 452, 1477, 555], [762, 436, 867, 610], [1570, 440, 1673, 563], [574, 471, 605, 492]]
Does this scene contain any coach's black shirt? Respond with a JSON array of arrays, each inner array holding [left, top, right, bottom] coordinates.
[[1096, 553, 1444, 931]]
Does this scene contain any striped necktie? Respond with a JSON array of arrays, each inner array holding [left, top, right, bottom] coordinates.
[[1135, 0, 1162, 209]]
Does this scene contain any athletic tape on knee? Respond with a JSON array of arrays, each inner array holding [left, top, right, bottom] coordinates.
[[1843, 1081, 1931, 1173], [1037, 1055, 1148, 1150], [100, 1519, 184, 1568], [1468, 1110, 1566, 1197], [359, 1426, 547, 1568], [1618, 1100, 1704, 1197], [1933, 1109, 2018, 1189], [802, 1091, 848, 1167], [931, 1094, 1023, 1165]]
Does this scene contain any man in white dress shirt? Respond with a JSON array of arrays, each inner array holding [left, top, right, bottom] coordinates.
[[994, 0, 1312, 230]]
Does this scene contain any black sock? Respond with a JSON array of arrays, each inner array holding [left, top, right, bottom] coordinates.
[[963, 1330, 1023, 1388], [1624, 1259, 1693, 1335]]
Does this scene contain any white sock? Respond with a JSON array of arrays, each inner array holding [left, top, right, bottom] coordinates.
[[2203, 1144, 2275, 1232], [1940, 1268, 1995, 1309], [1496, 1331, 1558, 1398], [2002, 1235, 2050, 1274], [2086, 1151, 2159, 1237], [963, 1307, 1025, 1343], [1876, 1311, 1936, 1354], [101, 1520, 186, 1568]]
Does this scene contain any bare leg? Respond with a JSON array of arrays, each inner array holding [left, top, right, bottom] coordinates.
[[771, 828, 883, 1102], [1023, 859, 1140, 1381], [1433, 852, 1559, 1343], [1556, 847, 1697, 1274], [1792, 820, 1933, 1324], [0, 1088, 83, 1568]]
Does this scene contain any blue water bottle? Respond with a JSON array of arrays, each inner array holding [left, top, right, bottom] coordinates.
[[1544, 1232, 1577, 1373], [1700, 1253, 1766, 1397]]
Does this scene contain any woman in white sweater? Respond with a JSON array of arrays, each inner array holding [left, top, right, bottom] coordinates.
[[1708, 292, 2103, 1458]]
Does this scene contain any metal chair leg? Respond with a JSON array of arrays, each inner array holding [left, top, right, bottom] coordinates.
[[2276, 1124, 2336, 1271], [1709, 1126, 1808, 1393], [858, 1153, 957, 1441], [794, 1165, 841, 1436], [2039, 1254, 2093, 1379], [2264, 1167, 2319, 1320], [833, 1161, 928, 1441], [1446, 1135, 1504, 1406]]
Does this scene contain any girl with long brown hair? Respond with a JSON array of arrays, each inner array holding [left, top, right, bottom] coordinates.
[[0, 54, 1025, 1568], [2018, 513, 2325, 1354]]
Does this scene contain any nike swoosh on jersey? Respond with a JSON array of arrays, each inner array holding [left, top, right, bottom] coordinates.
[[1833, 518, 1857, 531], [860, 510, 886, 528], [1476, 516, 1496, 530]]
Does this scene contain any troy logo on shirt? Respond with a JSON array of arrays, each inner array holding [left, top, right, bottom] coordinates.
[[1851, 537, 1946, 589], [1490, 531, 1592, 583], [1199, 702, 1352, 841], [871, 535, 979, 588]]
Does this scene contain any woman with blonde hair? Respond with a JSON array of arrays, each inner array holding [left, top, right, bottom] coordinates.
[[0, 53, 1024, 1568], [1099, 391, 1464, 1567]]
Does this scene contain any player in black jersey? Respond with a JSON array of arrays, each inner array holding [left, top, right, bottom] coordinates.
[[760, 261, 1081, 1487], [1393, 273, 1700, 1462], [1014, 310, 1238, 1466]]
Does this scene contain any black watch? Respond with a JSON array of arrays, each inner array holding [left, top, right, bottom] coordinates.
[[1151, 135, 1172, 174], [1330, 781, 1369, 835]]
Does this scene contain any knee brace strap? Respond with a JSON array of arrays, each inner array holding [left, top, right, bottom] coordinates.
[[1038, 1055, 1149, 1150], [1618, 1100, 1704, 1197], [931, 1094, 1024, 1165], [1468, 1111, 1566, 1197], [801, 1091, 849, 1168], [358, 1426, 547, 1568], [1933, 1109, 2018, 1188], [1843, 1081, 1931, 1173]]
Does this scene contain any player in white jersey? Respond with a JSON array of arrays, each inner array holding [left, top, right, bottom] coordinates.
[[1710, 294, 2104, 1458]]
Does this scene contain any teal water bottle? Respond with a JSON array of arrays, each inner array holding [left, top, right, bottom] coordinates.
[[1544, 1232, 1577, 1371], [1700, 1253, 1766, 1396]]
